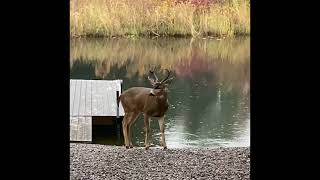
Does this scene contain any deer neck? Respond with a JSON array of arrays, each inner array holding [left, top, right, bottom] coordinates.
[[157, 93, 167, 101], [156, 89, 168, 99]]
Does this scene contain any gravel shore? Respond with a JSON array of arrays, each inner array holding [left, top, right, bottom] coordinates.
[[70, 143, 250, 180]]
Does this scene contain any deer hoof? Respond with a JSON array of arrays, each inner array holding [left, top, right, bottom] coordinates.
[[145, 146, 150, 150], [125, 146, 130, 149], [163, 146, 167, 150], [129, 146, 133, 148]]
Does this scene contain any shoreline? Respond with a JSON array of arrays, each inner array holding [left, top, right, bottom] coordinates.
[[70, 34, 250, 39], [70, 143, 250, 180]]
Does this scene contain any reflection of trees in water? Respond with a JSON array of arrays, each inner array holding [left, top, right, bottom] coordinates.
[[70, 37, 249, 78], [171, 77, 218, 134], [207, 87, 249, 140], [214, 58, 250, 96], [165, 47, 249, 140], [172, 83, 249, 141], [170, 49, 218, 134], [70, 58, 96, 79]]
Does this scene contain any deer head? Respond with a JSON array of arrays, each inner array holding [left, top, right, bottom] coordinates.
[[147, 68, 174, 96]]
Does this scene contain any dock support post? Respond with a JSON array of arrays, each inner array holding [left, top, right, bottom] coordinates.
[[120, 80, 123, 93], [116, 90, 121, 144]]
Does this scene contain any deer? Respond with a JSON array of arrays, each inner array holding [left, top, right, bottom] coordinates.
[[118, 68, 174, 150]]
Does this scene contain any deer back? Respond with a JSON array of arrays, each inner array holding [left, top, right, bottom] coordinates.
[[119, 87, 169, 117]]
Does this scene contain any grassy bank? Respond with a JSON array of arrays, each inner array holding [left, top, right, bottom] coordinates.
[[70, 0, 250, 38]]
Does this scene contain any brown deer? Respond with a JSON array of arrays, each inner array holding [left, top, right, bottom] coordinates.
[[118, 68, 174, 150]]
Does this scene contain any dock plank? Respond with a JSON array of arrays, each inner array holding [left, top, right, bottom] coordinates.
[[101, 80, 109, 116], [92, 80, 98, 116], [84, 117, 92, 141], [102, 81, 107, 116], [72, 80, 82, 116], [71, 80, 78, 116], [85, 80, 92, 116], [70, 80, 76, 115], [79, 80, 87, 116], [111, 82, 119, 116], [70, 116, 79, 141], [76, 117, 85, 141], [96, 80, 105, 115]]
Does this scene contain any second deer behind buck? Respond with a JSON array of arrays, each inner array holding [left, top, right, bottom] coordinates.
[[118, 69, 174, 150]]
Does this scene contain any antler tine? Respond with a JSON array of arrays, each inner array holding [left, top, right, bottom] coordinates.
[[149, 66, 159, 82], [161, 69, 171, 83]]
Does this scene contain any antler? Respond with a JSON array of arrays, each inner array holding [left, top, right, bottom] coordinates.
[[148, 67, 159, 86], [161, 69, 172, 83], [148, 66, 158, 82]]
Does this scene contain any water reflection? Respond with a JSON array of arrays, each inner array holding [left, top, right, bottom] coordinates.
[[70, 37, 250, 148]]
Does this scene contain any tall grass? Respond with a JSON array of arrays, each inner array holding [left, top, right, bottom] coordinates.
[[70, 0, 250, 38]]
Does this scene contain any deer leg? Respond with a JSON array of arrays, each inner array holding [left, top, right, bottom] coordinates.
[[127, 112, 140, 148], [144, 114, 151, 150], [159, 116, 167, 149], [122, 112, 131, 149], [126, 112, 133, 148]]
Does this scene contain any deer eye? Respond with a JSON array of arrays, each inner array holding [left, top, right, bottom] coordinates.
[[154, 84, 161, 89]]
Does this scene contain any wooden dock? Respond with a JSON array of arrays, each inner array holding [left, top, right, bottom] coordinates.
[[70, 79, 124, 142]]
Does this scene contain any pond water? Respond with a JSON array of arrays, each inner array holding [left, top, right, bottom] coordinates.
[[70, 37, 250, 148]]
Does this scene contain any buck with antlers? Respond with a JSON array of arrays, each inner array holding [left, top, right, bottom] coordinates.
[[118, 68, 174, 150]]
